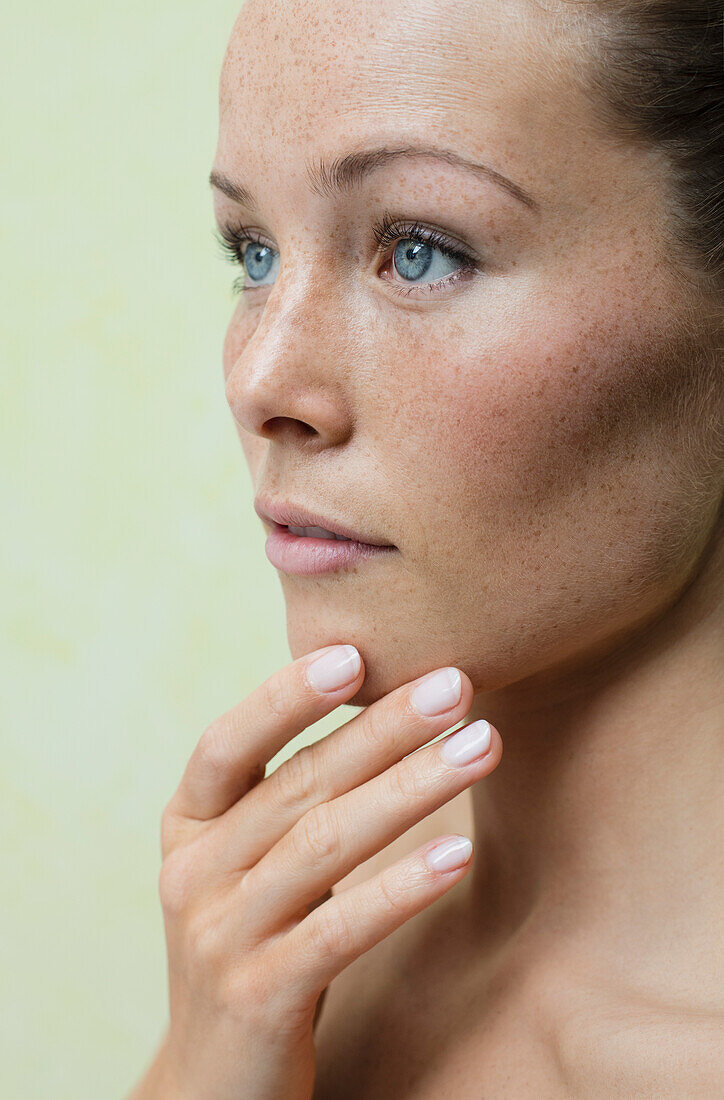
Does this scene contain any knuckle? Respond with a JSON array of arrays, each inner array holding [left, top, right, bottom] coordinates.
[[387, 759, 427, 803], [185, 905, 227, 968], [377, 867, 409, 919], [307, 905, 356, 959], [158, 850, 197, 917], [234, 862, 259, 911], [292, 804, 340, 865], [361, 709, 396, 754], [262, 672, 295, 722], [195, 722, 234, 780], [272, 743, 319, 813]]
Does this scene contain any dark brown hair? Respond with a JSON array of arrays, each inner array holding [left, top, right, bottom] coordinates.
[[559, 0, 724, 302]]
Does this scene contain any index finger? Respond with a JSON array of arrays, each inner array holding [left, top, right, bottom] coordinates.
[[166, 644, 364, 822]]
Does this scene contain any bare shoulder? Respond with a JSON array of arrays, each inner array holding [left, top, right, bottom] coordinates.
[[555, 982, 724, 1099], [332, 788, 473, 894]]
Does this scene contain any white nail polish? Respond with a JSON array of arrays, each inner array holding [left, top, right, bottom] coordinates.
[[410, 668, 462, 716], [306, 645, 361, 692], [440, 720, 491, 766], [424, 835, 473, 872]]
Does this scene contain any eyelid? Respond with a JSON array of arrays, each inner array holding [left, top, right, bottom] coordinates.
[[371, 211, 481, 267], [215, 223, 269, 263], [214, 216, 481, 297]]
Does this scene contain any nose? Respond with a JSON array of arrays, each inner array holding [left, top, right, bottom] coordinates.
[[224, 282, 354, 450]]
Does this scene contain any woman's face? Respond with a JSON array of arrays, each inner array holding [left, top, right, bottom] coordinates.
[[212, 0, 721, 705]]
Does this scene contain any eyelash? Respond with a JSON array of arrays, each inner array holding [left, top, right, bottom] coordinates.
[[214, 212, 479, 298]]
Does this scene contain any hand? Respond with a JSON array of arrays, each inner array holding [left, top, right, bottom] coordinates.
[[151, 645, 502, 1099]]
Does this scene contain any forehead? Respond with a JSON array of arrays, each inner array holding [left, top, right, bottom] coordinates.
[[217, 0, 595, 210]]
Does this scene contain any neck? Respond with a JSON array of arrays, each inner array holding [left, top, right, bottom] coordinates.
[[465, 516, 723, 973]]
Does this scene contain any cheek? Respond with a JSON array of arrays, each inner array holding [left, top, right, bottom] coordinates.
[[398, 281, 700, 532], [382, 297, 712, 680], [376, 304, 652, 533]]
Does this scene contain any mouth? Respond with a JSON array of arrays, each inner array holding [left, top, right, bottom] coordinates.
[[254, 495, 397, 576], [280, 523, 354, 541], [254, 496, 395, 548]]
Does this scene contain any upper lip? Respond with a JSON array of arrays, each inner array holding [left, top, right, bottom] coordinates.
[[254, 496, 394, 547]]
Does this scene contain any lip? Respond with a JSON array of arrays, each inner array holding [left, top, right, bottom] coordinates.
[[254, 496, 394, 547], [254, 495, 397, 576], [264, 526, 397, 575]]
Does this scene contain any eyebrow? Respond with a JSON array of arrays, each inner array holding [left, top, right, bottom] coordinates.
[[209, 143, 540, 214]]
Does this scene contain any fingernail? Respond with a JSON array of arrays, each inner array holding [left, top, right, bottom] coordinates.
[[306, 645, 361, 692], [424, 835, 473, 872], [410, 668, 462, 716], [303, 642, 360, 690], [440, 719, 492, 766]]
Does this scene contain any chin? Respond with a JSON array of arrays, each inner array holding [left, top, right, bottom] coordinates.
[[341, 678, 395, 710]]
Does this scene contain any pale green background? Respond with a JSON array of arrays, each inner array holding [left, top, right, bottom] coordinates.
[[1, 3, 353, 1096]]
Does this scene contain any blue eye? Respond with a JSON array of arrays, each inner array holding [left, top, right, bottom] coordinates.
[[215, 214, 478, 297], [374, 215, 478, 296], [214, 225, 279, 293], [239, 240, 279, 287], [391, 238, 464, 285], [394, 238, 435, 281]]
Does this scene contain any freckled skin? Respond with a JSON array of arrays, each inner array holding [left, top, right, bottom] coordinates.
[[212, 0, 724, 1093], [215, 0, 720, 700]]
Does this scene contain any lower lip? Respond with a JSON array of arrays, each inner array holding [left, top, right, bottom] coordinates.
[[264, 525, 397, 575]]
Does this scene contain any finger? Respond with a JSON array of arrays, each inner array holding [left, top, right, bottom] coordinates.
[[241, 719, 502, 936], [165, 644, 364, 823], [208, 666, 473, 871], [278, 832, 476, 1002]]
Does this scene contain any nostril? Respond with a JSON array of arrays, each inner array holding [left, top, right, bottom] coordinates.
[[261, 417, 318, 442]]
